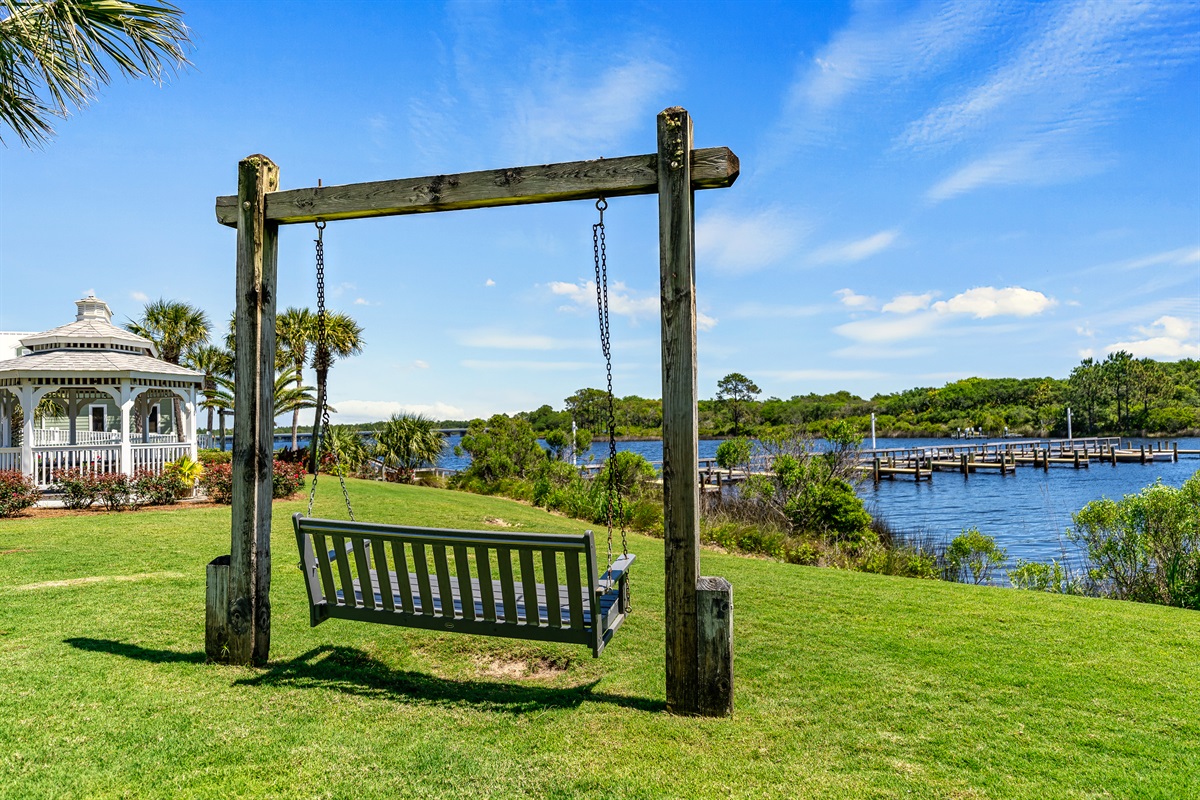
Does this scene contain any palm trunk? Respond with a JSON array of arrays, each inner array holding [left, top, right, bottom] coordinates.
[[173, 396, 185, 441], [309, 365, 329, 475], [291, 369, 302, 451]]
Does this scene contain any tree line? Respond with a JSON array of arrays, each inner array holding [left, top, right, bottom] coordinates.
[[491, 356, 1199, 441]]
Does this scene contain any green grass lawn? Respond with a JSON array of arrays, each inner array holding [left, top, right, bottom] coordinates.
[[2, 478, 1197, 799]]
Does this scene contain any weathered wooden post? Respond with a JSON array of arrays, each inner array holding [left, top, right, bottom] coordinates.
[[206, 154, 279, 666], [659, 107, 732, 717]]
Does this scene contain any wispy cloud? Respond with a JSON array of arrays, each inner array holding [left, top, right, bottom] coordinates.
[[456, 328, 583, 350], [835, 285, 1057, 343], [331, 399, 466, 424], [811, 229, 899, 264], [729, 301, 825, 319], [1105, 316, 1200, 359], [461, 359, 592, 371], [697, 208, 807, 274], [548, 280, 658, 323], [130, 291, 149, 303], [834, 289, 876, 310]]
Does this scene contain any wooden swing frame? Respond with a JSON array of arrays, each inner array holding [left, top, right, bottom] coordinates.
[[205, 107, 738, 717]]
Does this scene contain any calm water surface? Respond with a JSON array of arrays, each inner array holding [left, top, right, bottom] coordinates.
[[278, 432, 1199, 567]]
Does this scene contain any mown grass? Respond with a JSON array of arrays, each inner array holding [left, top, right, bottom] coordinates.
[[1, 478, 1198, 799]]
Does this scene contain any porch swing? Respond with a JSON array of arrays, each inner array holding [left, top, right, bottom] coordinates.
[[293, 200, 635, 657]]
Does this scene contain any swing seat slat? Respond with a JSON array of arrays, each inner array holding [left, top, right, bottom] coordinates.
[[294, 514, 634, 657]]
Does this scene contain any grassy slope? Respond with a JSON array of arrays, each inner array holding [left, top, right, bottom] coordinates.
[[0, 478, 1196, 799]]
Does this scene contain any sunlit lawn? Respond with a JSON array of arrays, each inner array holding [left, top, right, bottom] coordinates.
[[1, 478, 1197, 798]]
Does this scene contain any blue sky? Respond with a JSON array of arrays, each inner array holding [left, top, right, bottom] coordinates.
[[1, 0, 1198, 423]]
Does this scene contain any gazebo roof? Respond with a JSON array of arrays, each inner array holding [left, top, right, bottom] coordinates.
[[0, 296, 203, 385]]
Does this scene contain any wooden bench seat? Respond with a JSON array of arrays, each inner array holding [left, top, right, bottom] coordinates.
[[294, 514, 634, 657]]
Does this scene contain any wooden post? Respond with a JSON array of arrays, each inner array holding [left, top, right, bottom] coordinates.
[[205, 555, 230, 659], [696, 577, 733, 717], [960, 453, 968, 476], [873, 456, 880, 483], [1174, 442, 1179, 462], [659, 108, 731, 717], [1043, 448, 1050, 472], [219, 154, 280, 666]]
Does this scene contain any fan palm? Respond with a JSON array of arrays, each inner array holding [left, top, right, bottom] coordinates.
[[128, 298, 210, 440], [184, 344, 232, 435], [276, 306, 316, 451], [308, 311, 364, 473], [0, 0, 192, 147], [374, 413, 445, 482], [213, 366, 321, 434]]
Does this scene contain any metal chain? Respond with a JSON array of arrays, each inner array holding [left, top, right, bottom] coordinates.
[[306, 219, 355, 521], [592, 199, 628, 608]]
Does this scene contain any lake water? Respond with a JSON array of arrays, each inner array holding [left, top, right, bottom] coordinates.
[[267, 431, 1199, 569]]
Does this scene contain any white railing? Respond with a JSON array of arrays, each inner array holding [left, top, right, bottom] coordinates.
[[33, 429, 121, 445], [0, 447, 20, 472], [131, 443, 191, 474], [32, 430, 181, 446], [33, 445, 120, 488]]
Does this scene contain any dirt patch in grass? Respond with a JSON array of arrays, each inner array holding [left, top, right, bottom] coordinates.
[[474, 655, 572, 679], [482, 516, 521, 528]]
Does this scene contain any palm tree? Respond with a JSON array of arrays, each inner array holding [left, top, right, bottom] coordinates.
[[374, 413, 445, 483], [276, 307, 316, 451], [184, 344, 232, 436], [0, 0, 192, 147], [213, 366, 319, 432], [319, 425, 370, 476], [308, 311, 364, 474], [127, 298, 210, 440]]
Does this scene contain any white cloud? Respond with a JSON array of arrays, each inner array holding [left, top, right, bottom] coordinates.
[[932, 286, 1056, 318], [731, 301, 825, 319], [696, 208, 806, 274], [353, 298, 372, 306], [548, 280, 658, 322], [456, 328, 576, 350], [504, 57, 673, 161], [834, 289, 875, 310], [834, 312, 942, 343], [130, 291, 149, 303], [460, 359, 592, 371], [330, 399, 466, 424], [812, 229, 899, 264], [1105, 316, 1200, 359], [485, 279, 496, 287], [697, 312, 717, 332], [412, 359, 429, 369], [882, 292, 935, 314]]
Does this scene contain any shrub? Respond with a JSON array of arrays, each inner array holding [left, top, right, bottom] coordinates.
[[198, 448, 232, 466], [715, 437, 752, 471], [272, 460, 306, 498], [200, 463, 233, 504], [163, 456, 204, 497], [1069, 471, 1200, 608], [54, 468, 99, 510], [133, 469, 184, 506], [784, 478, 874, 544], [0, 470, 39, 517], [1009, 558, 1092, 595], [94, 472, 135, 512], [946, 528, 1007, 585]]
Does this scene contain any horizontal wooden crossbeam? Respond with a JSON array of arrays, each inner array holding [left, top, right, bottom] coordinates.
[[215, 147, 738, 226]]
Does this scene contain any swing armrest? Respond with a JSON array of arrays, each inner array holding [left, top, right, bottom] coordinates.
[[597, 554, 636, 595]]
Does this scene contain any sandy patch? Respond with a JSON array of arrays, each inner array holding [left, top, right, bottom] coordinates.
[[13, 571, 186, 592], [474, 655, 571, 679]]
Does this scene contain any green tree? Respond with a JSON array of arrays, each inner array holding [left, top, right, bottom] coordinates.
[[564, 387, 610, 433], [128, 298, 210, 439], [309, 310, 364, 474], [373, 413, 445, 482], [1103, 350, 1135, 431], [946, 528, 1007, 585], [0, 0, 191, 147], [1067, 358, 1107, 435], [184, 344, 231, 435], [457, 414, 544, 484], [716, 373, 760, 435], [276, 307, 316, 451]]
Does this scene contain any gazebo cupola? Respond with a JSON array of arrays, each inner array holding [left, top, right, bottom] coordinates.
[[0, 295, 203, 489]]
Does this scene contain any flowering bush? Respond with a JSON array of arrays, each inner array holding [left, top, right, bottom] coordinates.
[[133, 469, 185, 506], [54, 468, 99, 509], [0, 470, 39, 517], [198, 460, 305, 505], [95, 472, 136, 511], [272, 459, 306, 498], [199, 463, 233, 504]]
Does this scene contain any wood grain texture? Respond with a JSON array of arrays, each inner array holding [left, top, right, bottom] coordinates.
[[658, 108, 702, 715], [204, 555, 230, 661], [696, 576, 734, 717], [226, 155, 279, 667], [215, 148, 739, 226]]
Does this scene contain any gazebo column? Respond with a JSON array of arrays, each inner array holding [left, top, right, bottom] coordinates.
[[0, 391, 10, 448], [17, 384, 35, 481], [67, 389, 79, 446], [140, 396, 150, 444], [186, 388, 198, 461], [119, 381, 135, 477]]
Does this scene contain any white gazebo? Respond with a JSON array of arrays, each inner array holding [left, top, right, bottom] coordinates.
[[0, 296, 204, 489]]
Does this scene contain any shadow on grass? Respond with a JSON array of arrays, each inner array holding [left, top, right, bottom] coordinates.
[[65, 637, 207, 664], [65, 638, 662, 714], [236, 645, 664, 714]]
